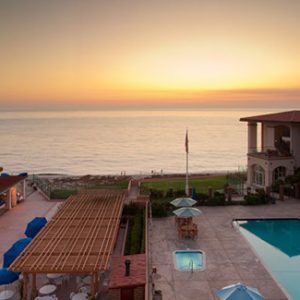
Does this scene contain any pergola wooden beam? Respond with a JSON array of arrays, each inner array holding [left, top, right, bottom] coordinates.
[[10, 189, 125, 275]]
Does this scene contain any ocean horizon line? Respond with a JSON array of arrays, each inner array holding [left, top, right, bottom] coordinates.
[[0, 105, 297, 113]]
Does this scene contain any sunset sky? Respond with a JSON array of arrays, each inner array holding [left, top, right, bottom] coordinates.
[[1, 0, 300, 110]]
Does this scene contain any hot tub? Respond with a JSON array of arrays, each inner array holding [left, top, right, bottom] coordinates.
[[174, 250, 205, 271]]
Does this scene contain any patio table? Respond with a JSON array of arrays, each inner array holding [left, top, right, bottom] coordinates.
[[82, 276, 91, 285], [175, 216, 192, 226], [47, 273, 63, 280], [0, 290, 15, 300], [39, 284, 57, 296], [179, 223, 198, 239], [71, 292, 88, 300], [35, 296, 56, 300]]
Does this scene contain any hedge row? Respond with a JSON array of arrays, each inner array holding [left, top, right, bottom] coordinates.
[[50, 189, 77, 199], [124, 209, 145, 255], [244, 189, 269, 205]]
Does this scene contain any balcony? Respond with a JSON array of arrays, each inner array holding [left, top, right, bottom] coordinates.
[[248, 150, 293, 161]]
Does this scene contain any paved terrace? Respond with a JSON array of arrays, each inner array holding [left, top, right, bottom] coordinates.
[[150, 198, 300, 300], [0, 188, 61, 267]]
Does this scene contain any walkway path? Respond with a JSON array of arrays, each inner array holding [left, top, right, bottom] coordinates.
[[126, 179, 140, 204], [0, 188, 61, 266]]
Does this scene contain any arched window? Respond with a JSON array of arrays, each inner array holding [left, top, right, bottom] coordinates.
[[274, 166, 286, 182], [253, 165, 265, 186]]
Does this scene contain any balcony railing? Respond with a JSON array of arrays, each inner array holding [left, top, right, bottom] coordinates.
[[248, 150, 293, 160]]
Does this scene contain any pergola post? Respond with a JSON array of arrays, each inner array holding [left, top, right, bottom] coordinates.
[[95, 272, 99, 296], [32, 273, 37, 299], [23, 273, 28, 300], [91, 272, 97, 298], [23, 179, 26, 199], [5, 190, 12, 210]]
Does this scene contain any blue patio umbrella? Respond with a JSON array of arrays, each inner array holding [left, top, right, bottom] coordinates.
[[3, 238, 32, 268], [18, 172, 28, 177], [217, 283, 265, 300], [0, 268, 19, 285], [170, 197, 197, 207], [24, 217, 47, 238], [173, 207, 202, 218]]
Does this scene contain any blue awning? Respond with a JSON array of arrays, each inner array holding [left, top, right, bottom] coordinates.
[[25, 217, 47, 238], [3, 238, 32, 268], [0, 268, 19, 285]]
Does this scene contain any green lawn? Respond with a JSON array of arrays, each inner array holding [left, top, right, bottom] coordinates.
[[50, 180, 129, 199], [90, 180, 129, 189], [142, 175, 227, 194]]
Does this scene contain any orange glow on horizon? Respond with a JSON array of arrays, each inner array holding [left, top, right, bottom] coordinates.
[[0, 1, 300, 108]]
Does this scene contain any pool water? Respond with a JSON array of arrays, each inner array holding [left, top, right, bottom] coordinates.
[[174, 250, 204, 270], [238, 219, 300, 299]]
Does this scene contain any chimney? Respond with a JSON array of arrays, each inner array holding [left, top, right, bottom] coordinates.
[[125, 259, 131, 276]]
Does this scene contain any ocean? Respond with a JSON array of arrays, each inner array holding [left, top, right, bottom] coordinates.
[[0, 109, 273, 176]]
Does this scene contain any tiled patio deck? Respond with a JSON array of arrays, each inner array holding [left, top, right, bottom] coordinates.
[[0, 188, 61, 267], [150, 198, 300, 300]]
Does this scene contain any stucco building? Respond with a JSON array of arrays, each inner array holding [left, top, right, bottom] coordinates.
[[240, 110, 300, 190], [0, 175, 27, 210]]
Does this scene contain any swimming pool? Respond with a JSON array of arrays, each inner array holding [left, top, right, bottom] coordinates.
[[237, 219, 300, 299], [174, 250, 205, 271]]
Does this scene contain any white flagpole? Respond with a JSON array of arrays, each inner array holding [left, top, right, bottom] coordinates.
[[185, 129, 189, 196]]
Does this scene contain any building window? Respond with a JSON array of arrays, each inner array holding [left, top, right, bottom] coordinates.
[[274, 166, 286, 182], [253, 165, 265, 186]]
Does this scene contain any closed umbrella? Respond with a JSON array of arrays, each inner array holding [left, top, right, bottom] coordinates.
[[3, 238, 32, 268], [170, 197, 197, 207], [0, 268, 19, 285], [217, 283, 265, 300], [173, 207, 202, 218], [25, 217, 47, 238]]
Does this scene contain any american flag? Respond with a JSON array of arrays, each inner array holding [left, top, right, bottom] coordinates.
[[185, 130, 189, 153]]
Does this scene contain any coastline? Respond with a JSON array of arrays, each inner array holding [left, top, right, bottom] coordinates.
[[32, 171, 229, 183], [29, 171, 230, 192]]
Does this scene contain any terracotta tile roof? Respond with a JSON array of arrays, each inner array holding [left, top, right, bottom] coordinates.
[[109, 254, 146, 289], [240, 110, 300, 123], [0, 176, 26, 194]]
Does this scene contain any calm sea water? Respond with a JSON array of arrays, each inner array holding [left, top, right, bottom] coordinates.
[[0, 109, 272, 176]]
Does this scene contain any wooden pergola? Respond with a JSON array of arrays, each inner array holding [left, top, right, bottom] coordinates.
[[10, 189, 125, 299]]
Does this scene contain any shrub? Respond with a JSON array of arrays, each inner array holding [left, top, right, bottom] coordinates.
[[165, 188, 174, 198], [123, 202, 140, 216], [196, 192, 209, 201], [125, 210, 145, 255], [271, 180, 284, 193], [140, 211, 146, 253], [174, 189, 186, 197], [244, 190, 267, 205], [150, 189, 164, 199], [151, 201, 168, 217], [207, 193, 226, 206], [130, 213, 143, 254], [50, 189, 77, 199]]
